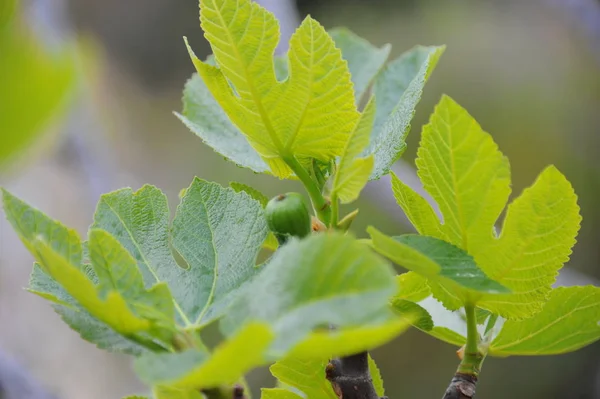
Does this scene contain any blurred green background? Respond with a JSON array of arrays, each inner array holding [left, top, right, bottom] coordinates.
[[1, 0, 599, 398]]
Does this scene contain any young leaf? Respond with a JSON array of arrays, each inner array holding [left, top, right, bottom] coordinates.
[[89, 229, 175, 326], [265, 357, 336, 399], [1, 188, 82, 266], [188, 0, 359, 177], [366, 45, 445, 180], [394, 95, 581, 319], [176, 73, 269, 174], [489, 286, 600, 356], [390, 173, 446, 240], [368, 230, 509, 309], [368, 355, 385, 397], [135, 323, 273, 390], [55, 305, 150, 355], [476, 166, 581, 318], [331, 97, 376, 204], [415, 95, 511, 252], [221, 233, 401, 357], [92, 178, 268, 328], [329, 27, 391, 104], [29, 264, 150, 355], [2, 190, 158, 336], [229, 182, 269, 207], [34, 239, 153, 334]]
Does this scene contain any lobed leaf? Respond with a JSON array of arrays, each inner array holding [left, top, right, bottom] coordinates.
[[489, 286, 600, 356], [188, 0, 359, 177], [366, 45, 445, 180], [1, 190, 159, 337], [394, 95, 581, 319], [92, 178, 268, 328], [221, 233, 401, 358], [476, 166, 582, 318], [415, 95, 511, 252]]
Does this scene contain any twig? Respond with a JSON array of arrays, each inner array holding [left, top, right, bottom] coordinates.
[[441, 374, 477, 399], [325, 352, 384, 399]]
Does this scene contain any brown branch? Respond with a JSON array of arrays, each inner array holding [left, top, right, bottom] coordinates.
[[325, 352, 385, 399], [441, 373, 477, 399]]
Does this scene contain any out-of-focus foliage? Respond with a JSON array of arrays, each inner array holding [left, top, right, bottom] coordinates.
[[0, 0, 76, 171]]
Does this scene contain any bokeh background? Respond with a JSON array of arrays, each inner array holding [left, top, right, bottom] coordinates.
[[1, 0, 599, 398]]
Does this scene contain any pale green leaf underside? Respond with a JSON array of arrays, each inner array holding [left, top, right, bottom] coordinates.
[[368, 229, 508, 309], [392, 272, 466, 346], [135, 323, 273, 390], [490, 286, 600, 356], [332, 96, 376, 204], [328, 27, 391, 104], [221, 233, 399, 357], [191, 0, 359, 178], [176, 73, 269, 174], [92, 178, 267, 327], [367, 45, 445, 180]]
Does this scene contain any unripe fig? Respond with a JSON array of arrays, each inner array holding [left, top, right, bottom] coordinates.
[[265, 192, 311, 243]]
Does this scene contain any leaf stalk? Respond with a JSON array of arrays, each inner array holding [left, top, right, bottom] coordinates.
[[283, 155, 332, 225]]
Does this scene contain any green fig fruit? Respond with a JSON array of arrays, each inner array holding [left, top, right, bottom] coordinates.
[[265, 192, 311, 244]]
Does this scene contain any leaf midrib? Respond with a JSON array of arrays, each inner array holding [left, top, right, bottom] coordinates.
[[208, 0, 285, 155]]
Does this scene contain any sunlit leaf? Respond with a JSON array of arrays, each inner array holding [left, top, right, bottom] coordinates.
[[188, 0, 359, 177], [490, 286, 600, 356], [331, 97, 376, 204], [394, 95, 581, 319]]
